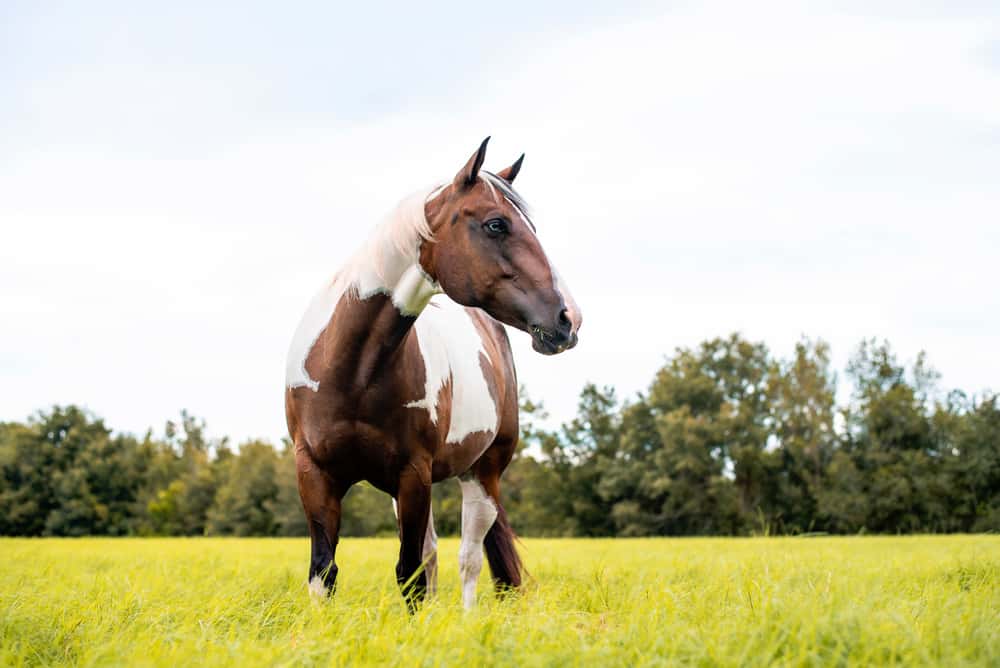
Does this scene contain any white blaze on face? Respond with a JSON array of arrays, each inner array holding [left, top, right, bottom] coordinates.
[[551, 265, 581, 333], [458, 477, 498, 609], [405, 296, 499, 444]]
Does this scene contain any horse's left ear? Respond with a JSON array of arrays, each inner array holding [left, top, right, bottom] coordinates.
[[496, 154, 525, 183], [454, 136, 490, 189]]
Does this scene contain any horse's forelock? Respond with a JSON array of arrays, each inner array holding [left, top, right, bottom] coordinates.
[[480, 171, 534, 232]]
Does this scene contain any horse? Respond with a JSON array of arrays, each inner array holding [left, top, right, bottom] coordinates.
[[284, 137, 581, 611]]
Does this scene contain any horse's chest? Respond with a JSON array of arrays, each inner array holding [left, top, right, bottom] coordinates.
[[406, 301, 500, 450]]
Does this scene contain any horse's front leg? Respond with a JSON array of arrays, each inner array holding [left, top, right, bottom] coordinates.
[[296, 447, 347, 597], [394, 460, 432, 612], [392, 495, 438, 597]]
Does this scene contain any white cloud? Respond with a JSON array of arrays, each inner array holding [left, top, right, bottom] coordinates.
[[2, 2, 998, 442]]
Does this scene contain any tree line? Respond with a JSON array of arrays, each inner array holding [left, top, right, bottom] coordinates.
[[1, 336, 998, 537]]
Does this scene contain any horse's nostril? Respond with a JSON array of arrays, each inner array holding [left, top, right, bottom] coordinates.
[[558, 309, 571, 330]]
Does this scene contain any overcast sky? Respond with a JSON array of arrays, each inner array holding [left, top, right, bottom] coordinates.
[[2, 1, 998, 445]]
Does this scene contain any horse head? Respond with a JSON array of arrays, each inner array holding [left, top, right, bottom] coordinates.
[[419, 137, 581, 355]]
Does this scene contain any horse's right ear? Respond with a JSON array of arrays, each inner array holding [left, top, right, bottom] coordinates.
[[454, 136, 490, 189]]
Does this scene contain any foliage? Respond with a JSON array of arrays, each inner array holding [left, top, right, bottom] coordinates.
[[1, 335, 998, 537]]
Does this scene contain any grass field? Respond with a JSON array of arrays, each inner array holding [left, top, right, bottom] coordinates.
[[1, 536, 998, 666]]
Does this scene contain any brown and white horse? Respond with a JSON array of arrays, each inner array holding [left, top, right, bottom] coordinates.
[[284, 138, 580, 611]]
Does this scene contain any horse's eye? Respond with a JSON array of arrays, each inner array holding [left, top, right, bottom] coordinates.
[[483, 219, 508, 236]]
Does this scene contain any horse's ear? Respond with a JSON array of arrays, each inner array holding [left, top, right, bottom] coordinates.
[[454, 136, 490, 189], [496, 154, 525, 183]]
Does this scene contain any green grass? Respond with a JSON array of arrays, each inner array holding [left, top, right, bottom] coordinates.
[[1, 536, 998, 666]]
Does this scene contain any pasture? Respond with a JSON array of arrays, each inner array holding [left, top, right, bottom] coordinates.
[[2, 536, 998, 666]]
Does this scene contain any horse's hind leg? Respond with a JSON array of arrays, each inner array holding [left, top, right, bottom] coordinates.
[[423, 504, 438, 596], [475, 464, 524, 593], [458, 474, 498, 608], [296, 447, 346, 597]]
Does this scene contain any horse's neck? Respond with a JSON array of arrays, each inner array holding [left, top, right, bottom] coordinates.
[[344, 187, 441, 317], [287, 201, 442, 393], [316, 291, 421, 392]]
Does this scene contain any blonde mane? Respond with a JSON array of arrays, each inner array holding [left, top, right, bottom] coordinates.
[[333, 183, 445, 298]]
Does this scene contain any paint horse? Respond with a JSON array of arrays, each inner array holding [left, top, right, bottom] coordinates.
[[284, 138, 580, 610]]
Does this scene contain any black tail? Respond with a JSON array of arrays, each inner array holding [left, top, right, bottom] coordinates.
[[483, 503, 524, 591]]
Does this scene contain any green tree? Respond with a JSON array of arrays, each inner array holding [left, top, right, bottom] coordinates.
[[935, 392, 1000, 531], [844, 340, 941, 532], [553, 384, 621, 536], [138, 412, 228, 535], [499, 391, 579, 536], [270, 439, 309, 536], [764, 339, 839, 533], [341, 483, 397, 537], [206, 441, 280, 536], [0, 407, 146, 536], [645, 335, 773, 534]]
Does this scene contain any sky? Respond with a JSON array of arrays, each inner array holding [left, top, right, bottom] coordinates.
[[2, 1, 998, 445]]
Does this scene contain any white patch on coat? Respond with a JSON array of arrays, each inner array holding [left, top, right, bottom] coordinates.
[[308, 575, 327, 598], [406, 296, 499, 444], [285, 185, 444, 391], [391, 264, 440, 316], [423, 504, 438, 596], [285, 280, 346, 391], [458, 477, 498, 609]]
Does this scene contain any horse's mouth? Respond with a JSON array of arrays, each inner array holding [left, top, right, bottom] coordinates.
[[530, 327, 577, 355]]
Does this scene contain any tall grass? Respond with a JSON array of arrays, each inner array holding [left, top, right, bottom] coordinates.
[[2, 536, 998, 666]]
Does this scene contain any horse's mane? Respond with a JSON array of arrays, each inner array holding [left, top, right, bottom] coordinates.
[[331, 184, 443, 297], [333, 174, 532, 297]]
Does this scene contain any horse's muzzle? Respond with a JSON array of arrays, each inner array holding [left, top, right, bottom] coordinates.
[[529, 322, 578, 355]]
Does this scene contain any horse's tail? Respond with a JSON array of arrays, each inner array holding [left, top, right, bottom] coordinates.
[[483, 502, 524, 590]]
